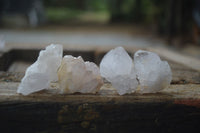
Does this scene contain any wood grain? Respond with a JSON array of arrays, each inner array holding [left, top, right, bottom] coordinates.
[[0, 82, 200, 133]]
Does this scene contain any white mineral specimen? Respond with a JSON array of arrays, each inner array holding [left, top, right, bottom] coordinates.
[[100, 47, 138, 95], [17, 44, 63, 95], [100, 47, 172, 95], [134, 50, 172, 93], [58, 55, 103, 94]]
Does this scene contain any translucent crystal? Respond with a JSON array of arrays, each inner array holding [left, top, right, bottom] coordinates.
[[17, 44, 63, 95], [58, 55, 103, 94], [100, 47, 138, 95], [134, 50, 172, 93]]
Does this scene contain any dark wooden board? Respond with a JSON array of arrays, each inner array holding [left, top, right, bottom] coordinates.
[[0, 82, 200, 133], [1, 100, 200, 133]]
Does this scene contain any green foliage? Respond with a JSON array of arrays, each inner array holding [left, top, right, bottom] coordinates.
[[44, 0, 81, 9], [86, 0, 108, 12], [43, 0, 178, 26], [119, 0, 165, 23], [46, 8, 82, 22], [121, 0, 135, 15]]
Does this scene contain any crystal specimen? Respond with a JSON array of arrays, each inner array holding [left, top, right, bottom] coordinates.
[[17, 44, 63, 95], [100, 47, 172, 95], [100, 47, 138, 95], [134, 50, 172, 93], [58, 55, 103, 94]]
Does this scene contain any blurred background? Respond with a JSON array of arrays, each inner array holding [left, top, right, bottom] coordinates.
[[0, 0, 200, 59]]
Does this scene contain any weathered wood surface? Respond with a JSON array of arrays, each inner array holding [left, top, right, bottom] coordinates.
[[0, 82, 200, 102], [0, 48, 200, 133], [148, 47, 200, 71], [0, 82, 200, 133]]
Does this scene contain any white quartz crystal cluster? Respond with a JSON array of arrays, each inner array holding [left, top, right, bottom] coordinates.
[[17, 44, 63, 95], [17, 44, 171, 96], [134, 50, 172, 93], [17, 44, 102, 95], [100, 47, 172, 95], [100, 47, 138, 95], [58, 55, 103, 94]]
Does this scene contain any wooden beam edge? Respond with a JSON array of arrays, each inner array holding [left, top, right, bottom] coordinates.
[[0, 82, 200, 104]]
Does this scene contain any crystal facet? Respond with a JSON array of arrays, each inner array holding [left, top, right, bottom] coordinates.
[[100, 47, 138, 95], [58, 55, 103, 94], [134, 50, 172, 93], [17, 44, 63, 95]]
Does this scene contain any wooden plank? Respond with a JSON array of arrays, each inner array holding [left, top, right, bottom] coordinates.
[[0, 82, 200, 103], [0, 82, 200, 133], [0, 47, 200, 132], [1, 100, 200, 133], [0, 99, 200, 133], [0, 72, 24, 82], [0, 69, 199, 133], [148, 47, 200, 72], [168, 61, 200, 84]]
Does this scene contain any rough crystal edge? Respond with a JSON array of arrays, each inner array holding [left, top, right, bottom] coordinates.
[[58, 55, 103, 94], [100, 47, 172, 95], [17, 44, 63, 95]]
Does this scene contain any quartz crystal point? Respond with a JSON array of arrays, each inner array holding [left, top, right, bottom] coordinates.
[[17, 44, 63, 95], [100, 47, 138, 95], [134, 50, 172, 93], [58, 55, 103, 94]]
